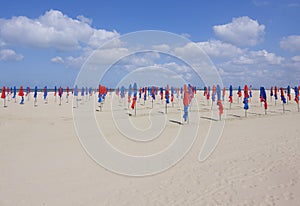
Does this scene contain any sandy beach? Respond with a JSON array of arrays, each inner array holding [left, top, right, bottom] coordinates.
[[0, 90, 299, 205]]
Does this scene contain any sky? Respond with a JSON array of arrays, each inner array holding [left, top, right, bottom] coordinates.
[[0, 0, 300, 88]]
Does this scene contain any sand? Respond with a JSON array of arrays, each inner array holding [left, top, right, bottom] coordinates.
[[0, 91, 299, 205]]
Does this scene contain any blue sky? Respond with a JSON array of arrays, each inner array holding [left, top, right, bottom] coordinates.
[[0, 0, 300, 88]]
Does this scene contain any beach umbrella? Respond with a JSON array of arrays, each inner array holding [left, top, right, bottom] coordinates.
[[98, 85, 106, 111], [81, 86, 84, 97], [66, 86, 70, 103], [243, 85, 249, 117], [98, 85, 104, 103], [58, 86, 63, 105], [115, 87, 119, 97], [287, 85, 291, 103], [143, 87, 147, 104], [117, 87, 120, 97], [34, 86, 38, 106], [249, 85, 253, 101], [165, 85, 170, 114], [183, 84, 189, 123], [274, 86, 278, 105], [89, 87, 93, 100], [128, 84, 132, 108], [270, 86, 274, 102], [211, 85, 216, 109], [171, 86, 174, 107], [43, 86, 48, 103], [80, 86, 85, 104], [204, 86, 207, 97], [18, 86, 24, 104], [151, 86, 155, 108], [74, 85, 78, 108], [229, 85, 233, 109], [294, 86, 299, 112], [160, 87, 164, 100], [131, 82, 138, 116], [237, 86, 242, 103], [211, 85, 216, 102], [54, 86, 57, 102], [180, 87, 183, 99], [13, 86, 17, 103], [148, 87, 151, 98], [74, 85, 78, 97], [120, 86, 125, 100], [216, 85, 224, 120], [222, 87, 226, 102], [280, 87, 286, 113], [206, 86, 210, 102], [26, 86, 30, 100], [85, 87, 88, 100], [260, 87, 267, 114], [1, 86, 6, 107], [139, 87, 142, 100], [190, 85, 195, 100], [188, 84, 194, 111], [298, 86, 300, 103]]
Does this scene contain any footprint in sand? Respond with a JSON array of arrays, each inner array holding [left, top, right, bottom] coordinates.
[[283, 192, 295, 200]]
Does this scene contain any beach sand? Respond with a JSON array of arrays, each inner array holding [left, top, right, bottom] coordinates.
[[0, 91, 299, 205]]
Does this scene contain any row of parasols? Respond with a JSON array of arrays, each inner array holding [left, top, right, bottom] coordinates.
[[1, 84, 299, 122]]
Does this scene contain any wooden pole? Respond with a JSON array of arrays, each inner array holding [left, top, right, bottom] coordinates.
[[165, 103, 167, 114]]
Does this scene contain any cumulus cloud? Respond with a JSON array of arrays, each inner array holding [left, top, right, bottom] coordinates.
[[0, 49, 23, 61], [280, 35, 300, 52], [224, 49, 284, 65], [88, 29, 119, 49], [181, 33, 191, 39], [197, 40, 244, 58], [0, 10, 119, 51], [213, 16, 265, 46], [51, 56, 64, 64], [291, 55, 300, 62], [152, 44, 171, 52], [76, 15, 92, 25]]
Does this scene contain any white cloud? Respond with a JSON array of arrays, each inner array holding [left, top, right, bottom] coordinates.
[[0, 10, 119, 51], [152, 44, 170, 52], [226, 49, 284, 65], [280, 35, 300, 52], [197, 40, 244, 58], [64, 47, 129, 68], [0, 49, 23, 61], [181, 33, 191, 39], [51, 56, 64, 64], [88, 29, 119, 48], [291, 55, 300, 62], [213, 16, 265, 46], [76, 15, 92, 25]]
